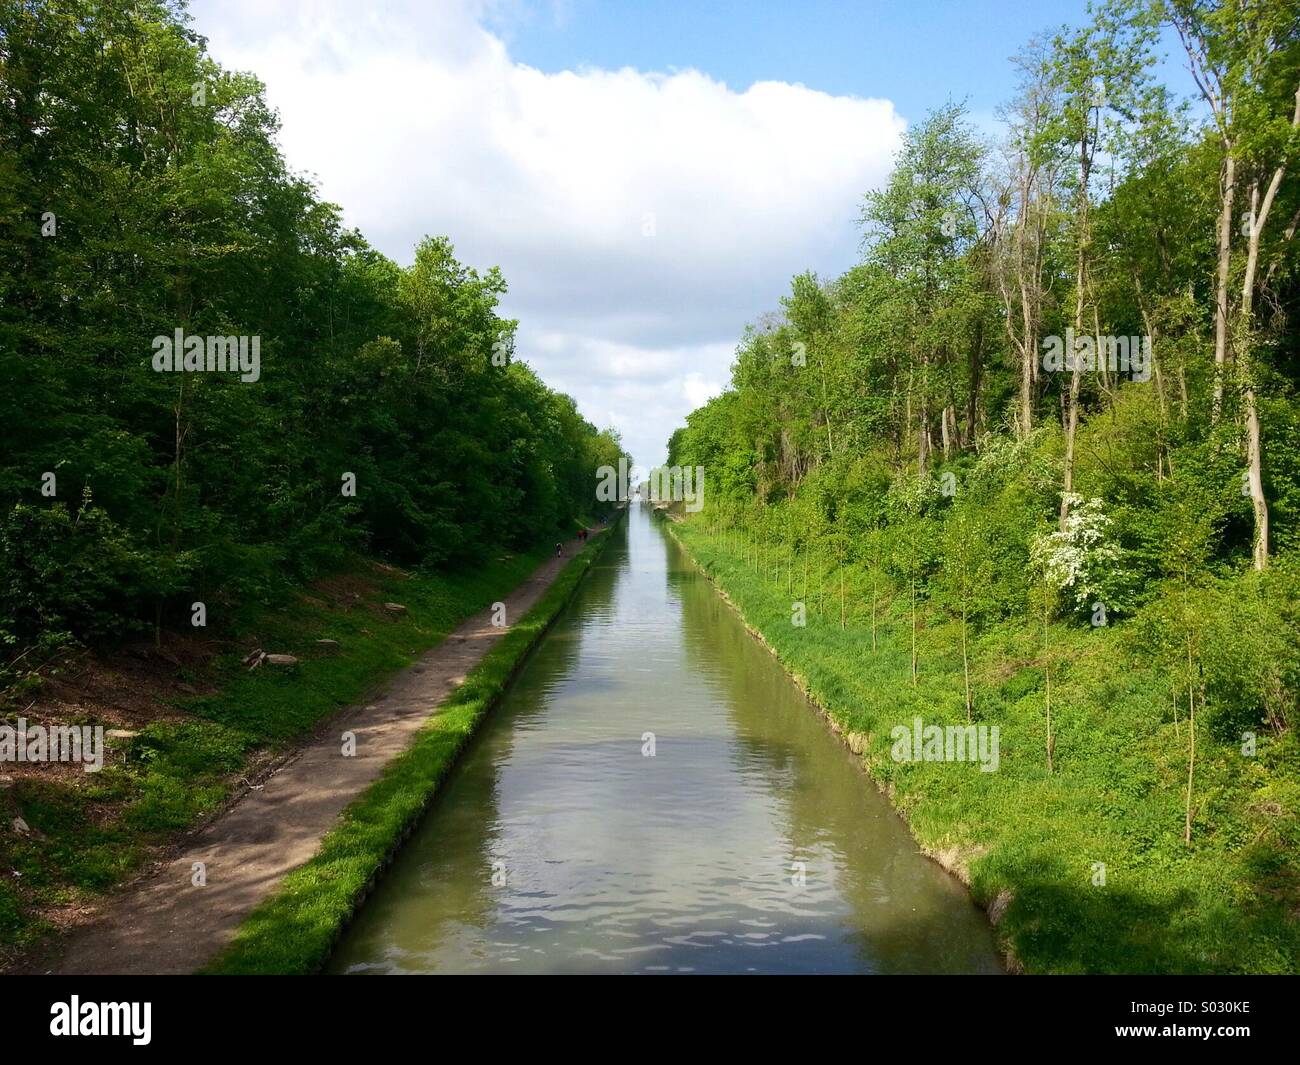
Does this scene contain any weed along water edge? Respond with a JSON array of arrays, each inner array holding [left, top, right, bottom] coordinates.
[[328, 503, 1000, 975]]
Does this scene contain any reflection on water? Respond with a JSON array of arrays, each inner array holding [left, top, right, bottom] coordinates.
[[328, 505, 1001, 974]]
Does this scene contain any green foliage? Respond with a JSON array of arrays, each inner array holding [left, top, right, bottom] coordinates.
[[0, 1, 627, 654], [0, 491, 162, 641]]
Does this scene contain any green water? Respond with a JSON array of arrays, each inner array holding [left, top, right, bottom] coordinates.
[[329, 504, 1001, 974]]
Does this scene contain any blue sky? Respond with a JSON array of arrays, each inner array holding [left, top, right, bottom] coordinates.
[[190, 0, 1196, 467], [493, 0, 1089, 120]]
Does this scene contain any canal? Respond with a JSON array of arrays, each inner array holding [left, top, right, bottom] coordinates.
[[328, 503, 1001, 974]]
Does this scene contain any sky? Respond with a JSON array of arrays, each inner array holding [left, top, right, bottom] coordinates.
[[186, 0, 1159, 467]]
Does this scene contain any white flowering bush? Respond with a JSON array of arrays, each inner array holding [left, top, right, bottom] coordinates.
[[1029, 494, 1128, 616]]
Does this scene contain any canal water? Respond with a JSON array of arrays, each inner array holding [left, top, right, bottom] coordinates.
[[329, 504, 1000, 974]]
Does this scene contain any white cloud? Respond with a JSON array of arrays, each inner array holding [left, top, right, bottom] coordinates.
[[683, 372, 725, 411], [190, 0, 904, 464]]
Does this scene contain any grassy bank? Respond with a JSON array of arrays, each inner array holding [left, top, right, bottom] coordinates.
[[204, 527, 612, 975], [0, 544, 556, 962], [666, 516, 1300, 975]]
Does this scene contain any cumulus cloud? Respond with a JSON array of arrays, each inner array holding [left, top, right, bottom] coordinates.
[[190, 0, 904, 464]]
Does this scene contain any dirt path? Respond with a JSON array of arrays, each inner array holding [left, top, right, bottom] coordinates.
[[41, 533, 602, 975]]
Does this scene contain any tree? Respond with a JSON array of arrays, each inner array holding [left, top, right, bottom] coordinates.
[[942, 503, 995, 720], [1167, 0, 1300, 569], [862, 103, 987, 475], [1045, 7, 1160, 530]]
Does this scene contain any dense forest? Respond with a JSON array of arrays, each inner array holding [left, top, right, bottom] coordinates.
[[667, 0, 1300, 969], [0, 0, 625, 665]]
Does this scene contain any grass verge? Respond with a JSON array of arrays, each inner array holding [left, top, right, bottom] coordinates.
[[0, 544, 552, 961], [666, 516, 1300, 975], [203, 528, 611, 975]]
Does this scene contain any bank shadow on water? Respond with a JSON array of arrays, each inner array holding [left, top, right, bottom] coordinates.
[[327, 506, 1001, 974]]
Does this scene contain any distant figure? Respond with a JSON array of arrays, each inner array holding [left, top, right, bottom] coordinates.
[[555, 542, 562, 556]]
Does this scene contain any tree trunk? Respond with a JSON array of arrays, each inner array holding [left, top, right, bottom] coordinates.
[[961, 604, 972, 721], [967, 315, 984, 446], [1016, 165, 1038, 437], [1234, 79, 1300, 568], [910, 573, 918, 685], [1184, 636, 1196, 845], [1211, 151, 1235, 424], [1060, 136, 1091, 531], [870, 568, 878, 651], [1060, 364, 1083, 530], [1044, 597, 1054, 774]]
